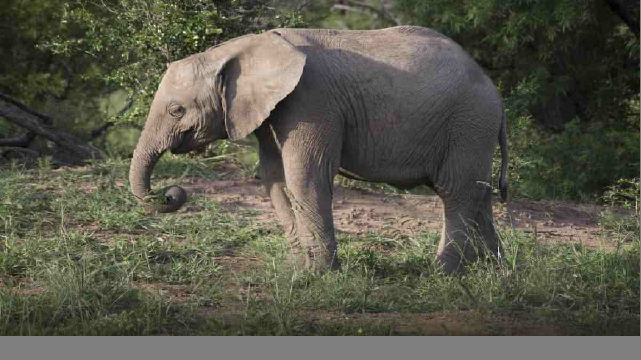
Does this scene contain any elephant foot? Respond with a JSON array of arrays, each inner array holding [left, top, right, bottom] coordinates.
[[304, 241, 341, 273], [436, 239, 503, 275], [436, 253, 467, 275], [285, 248, 339, 275], [303, 258, 340, 276], [284, 235, 341, 274], [306, 252, 341, 273], [285, 251, 307, 270], [284, 252, 339, 275]]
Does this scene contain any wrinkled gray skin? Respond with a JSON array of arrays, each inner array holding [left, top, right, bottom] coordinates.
[[129, 26, 509, 274]]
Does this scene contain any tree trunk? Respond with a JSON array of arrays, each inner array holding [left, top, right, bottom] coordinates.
[[0, 93, 106, 163]]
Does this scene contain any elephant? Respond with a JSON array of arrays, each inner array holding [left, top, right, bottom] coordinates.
[[129, 26, 509, 274]]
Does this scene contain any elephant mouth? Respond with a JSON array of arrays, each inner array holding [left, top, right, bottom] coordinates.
[[170, 144, 190, 155], [170, 130, 195, 154], [170, 129, 214, 155]]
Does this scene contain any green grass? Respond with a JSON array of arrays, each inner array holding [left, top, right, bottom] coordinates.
[[0, 156, 638, 335]]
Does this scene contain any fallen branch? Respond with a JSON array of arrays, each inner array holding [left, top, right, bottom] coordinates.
[[0, 131, 36, 147], [0, 93, 52, 125], [88, 99, 137, 140], [1, 146, 40, 159], [89, 122, 115, 139], [0, 93, 106, 163]]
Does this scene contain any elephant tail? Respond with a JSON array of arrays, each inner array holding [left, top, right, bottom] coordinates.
[[498, 111, 509, 203]]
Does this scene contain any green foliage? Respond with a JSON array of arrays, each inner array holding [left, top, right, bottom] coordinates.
[[44, 0, 306, 126], [0, 0, 79, 103], [497, 73, 640, 200], [0, 0, 113, 140], [602, 178, 640, 209], [599, 178, 640, 247], [502, 114, 640, 201]]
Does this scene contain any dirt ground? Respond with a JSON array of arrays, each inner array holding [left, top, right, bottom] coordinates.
[[179, 162, 626, 252]]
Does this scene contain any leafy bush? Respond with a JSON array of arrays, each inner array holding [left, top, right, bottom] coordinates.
[[599, 178, 640, 246], [495, 75, 639, 201], [505, 118, 640, 201]]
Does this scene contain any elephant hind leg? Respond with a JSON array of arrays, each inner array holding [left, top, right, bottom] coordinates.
[[436, 180, 501, 274], [473, 182, 502, 260]]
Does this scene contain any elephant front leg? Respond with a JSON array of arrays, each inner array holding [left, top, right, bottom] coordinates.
[[279, 128, 342, 273], [285, 184, 340, 272], [266, 181, 307, 268], [256, 126, 301, 265]]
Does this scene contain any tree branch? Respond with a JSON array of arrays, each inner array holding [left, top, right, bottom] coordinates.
[[0, 131, 36, 147], [295, 0, 315, 12], [0, 93, 106, 163], [332, 0, 401, 27], [87, 98, 135, 140], [1, 146, 40, 160], [0, 93, 52, 124], [88, 122, 115, 139], [333, 4, 368, 15]]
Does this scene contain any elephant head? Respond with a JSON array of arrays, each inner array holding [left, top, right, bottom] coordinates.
[[129, 32, 306, 213]]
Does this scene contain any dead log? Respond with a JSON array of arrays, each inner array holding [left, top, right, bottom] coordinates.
[[1, 146, 40, 160], [0, 93, 106, 162]]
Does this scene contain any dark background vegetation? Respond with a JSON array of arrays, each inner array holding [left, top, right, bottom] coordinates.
[[1, 0, 639, 201]]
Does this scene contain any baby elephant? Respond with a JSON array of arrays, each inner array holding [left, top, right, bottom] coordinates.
[[129, 26, 508, 274]]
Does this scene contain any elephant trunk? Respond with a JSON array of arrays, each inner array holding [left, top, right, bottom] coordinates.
[[129, 136, 187, 213]]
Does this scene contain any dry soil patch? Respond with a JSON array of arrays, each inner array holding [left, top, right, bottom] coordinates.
[[177, 170, 624, 251]]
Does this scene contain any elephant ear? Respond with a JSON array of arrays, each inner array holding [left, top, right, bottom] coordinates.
[[219, 32, 306, 140]]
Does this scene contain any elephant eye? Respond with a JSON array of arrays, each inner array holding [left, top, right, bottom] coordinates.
[[168, 104, 186, 118]]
